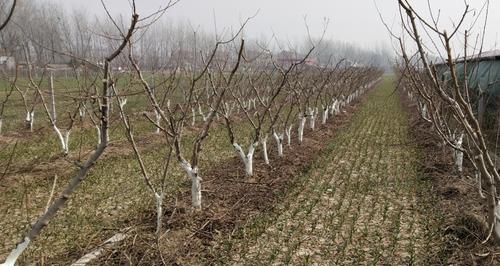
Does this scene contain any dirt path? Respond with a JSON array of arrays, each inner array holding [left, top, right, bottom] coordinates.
[[218, 79, 442, 265]]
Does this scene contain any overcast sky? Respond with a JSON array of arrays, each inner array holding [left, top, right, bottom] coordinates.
[[52, 0, 500, 52]]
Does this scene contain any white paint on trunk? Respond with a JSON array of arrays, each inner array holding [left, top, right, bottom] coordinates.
[[334, 101, 341, 115], [0, 118, 2, 135], [154, 192, 164, 234], [1, 237, 30, 266], [198, 105, 208, 121], [495, 201, 500, 239], [421, 104, 428, 119], [25, 111, 34, 131], [454, 134, 464, 172], [191, 107, 196, 126], [224, 102, 233, 117], [70, 233, 126, 266], [261, 135, 270, 165], [308, 108, 316, 130], [233, 142, 258, 176], [154, 110, 161, 134], [285, 125, 292, 146], [298, 115, 307, 143], [49, 74, 57, 121], [321, 106, 329, 124], [78, 107, 85, 118], [329, 100, 336, 115], [119, 98, 127, 110], [180, 161, 202, 208], [273, 131, 284, 156], [52, 126, 71, 154]]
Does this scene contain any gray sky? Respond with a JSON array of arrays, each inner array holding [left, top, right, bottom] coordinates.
[[54, 0, 500, 52]]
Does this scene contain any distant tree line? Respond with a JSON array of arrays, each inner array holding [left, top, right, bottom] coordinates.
[[0, 1, 392, 72]]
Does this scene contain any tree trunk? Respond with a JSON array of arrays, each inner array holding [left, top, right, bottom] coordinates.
[[154, 192, 164, 234], [262, 135, 270, 165], [154, 110, 161, 134], [285, 125, 292, 146], [180, 161, 202, 209], [273, 131, 284, 156], [191, 107, 196, 126], [233, 142, 258, 176], [298, 115, 306, 143], [322, 106, 329, 124]]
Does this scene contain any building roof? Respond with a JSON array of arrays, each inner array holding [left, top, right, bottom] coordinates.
[[435, 50, 500, 95], [435, 49, 500, 66]]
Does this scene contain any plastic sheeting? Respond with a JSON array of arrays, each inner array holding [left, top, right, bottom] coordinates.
[[436, 59, 500, 95]]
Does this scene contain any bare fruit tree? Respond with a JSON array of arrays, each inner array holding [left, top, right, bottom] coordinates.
[[395, 0, 500, 242], [0, 3, 139, 265]]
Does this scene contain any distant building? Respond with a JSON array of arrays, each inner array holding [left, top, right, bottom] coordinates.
[[0, 56, 15, 71], [276, 51, 317, 67], [46, 63, 72, 71]]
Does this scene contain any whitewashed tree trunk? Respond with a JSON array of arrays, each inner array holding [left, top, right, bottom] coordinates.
[[0, 118, 3, 135], [298, 114, 307, 143], [154, 192, 164, 234], [421, 104, 428, 120], [1, 237, 30, 266], [70, 233, 127, 266], [154, 110, 161, 134], [225, 103, 233, 117], [329, 100, 336, 115], [191, 107, 196, 126], [49, 74, 57, 121], [321, 106, 329, 124], [233, 142, 258, 176], [78, 106, 85, 118], [495, 201, 500, 239], [261, 135, 270, 165], [180, 161, 202, 209], [454, 133, 464, 172], [119, 98, 127, 111], [52, 125, 71, 154], [273, 131, 284, 156], [285, 125, 292, 146], [308, 107, 316, 130], [340, 100, 345, 111], [25, 111, 34, 132], [198, 105, 208, 121]]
